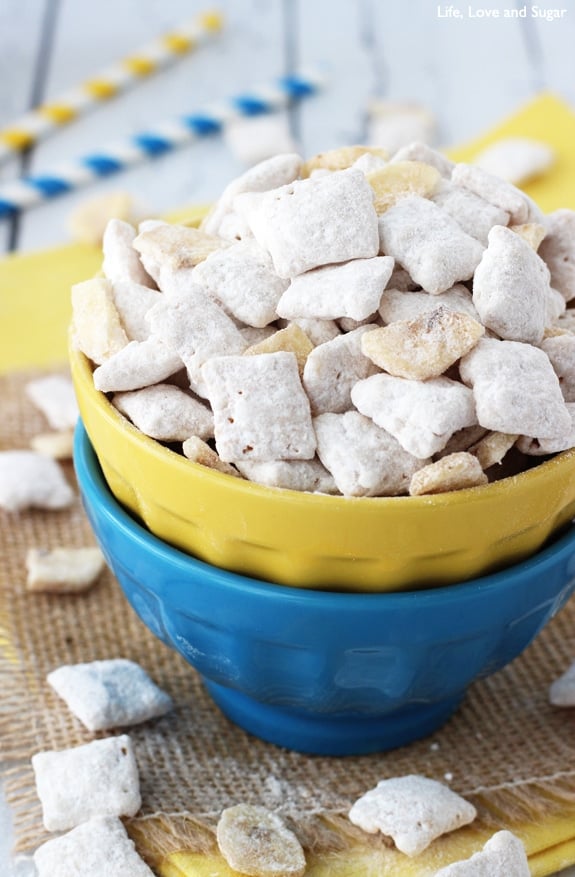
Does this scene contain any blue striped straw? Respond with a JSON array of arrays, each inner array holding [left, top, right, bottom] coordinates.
[[0, 70, 325, 219]]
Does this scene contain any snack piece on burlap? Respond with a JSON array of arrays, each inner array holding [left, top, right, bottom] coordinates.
[[549, 659, 575, 707], [93, 337, 182, 393], [102, 219, 154, 287], [201, 352, 316, 462], [26, 547, 105, 594], [192, 239, 289, 327], [132, 223, 223, 287], [460, 337, 571, 440], [71, 278, 129, 365], [147, 287, 247, 383], [314, 410, 427, 497], [0, 451, 74, 512], [244, 323, 314, 376], [516, 403, 575, 455], [234, 168, 379, 278], [409, 452, 488, 496], [30, 430, 75, 460], [113, 384, 214, 442], [434, 830, 530, 876], [431, 180, 510, 246], [351, 373, 477, 459], [216, 804, 306, 877], [468, 431, 518, 470], [33, 815, 155, 877], [110, 280, 162, 342], [301, 145, 388, 177], [47, 658, 173, 731], [472, 225, 550, 344], [451, 163, 531, 225], [236, 458, 338, 494], [510, 222, 547, 252], [276, 256, 394, 322], [366, 161, 441, 213], [25, 375, 79, 430], [540, 333, 575, 401], [538, 209, 575, 302], [361, 306, 484, 380], [377, 195, 484, 294], [182, 436, 241, 477], [32, 735, 141, 831], [379, 285, 479, 324], [303, 325, 379, 415], [348, 775, 477, 857], [473, 137, 555, 185], [201, 152, 303, 239], [390, 141, 454, 177]]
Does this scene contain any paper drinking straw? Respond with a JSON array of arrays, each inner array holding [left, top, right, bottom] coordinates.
[[0, 70, 325, 219], [0, 10, 223, 164]]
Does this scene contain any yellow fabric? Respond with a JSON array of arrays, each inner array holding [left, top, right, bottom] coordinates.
[[1, 93, 575, 875]]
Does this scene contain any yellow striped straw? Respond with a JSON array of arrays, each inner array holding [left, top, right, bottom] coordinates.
[[0, 10, 223, 164]]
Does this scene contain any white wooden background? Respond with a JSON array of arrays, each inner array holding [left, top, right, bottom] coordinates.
[[1, 0, 575, 873]]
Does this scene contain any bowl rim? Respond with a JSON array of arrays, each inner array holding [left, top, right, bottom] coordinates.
[[75, 419, 575, 607], [71, 343, 575, 509]]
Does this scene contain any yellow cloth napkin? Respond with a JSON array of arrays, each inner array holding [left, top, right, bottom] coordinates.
[[1, 93, 575, 875]]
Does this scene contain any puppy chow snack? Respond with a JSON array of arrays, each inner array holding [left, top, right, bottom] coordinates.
[[47, 658, 173, 730], [26, 547, 105, 594], [352, 374, 477, 459], [30, 429, 75, 460], [34, 815, 155, 877], [234, 168, 380, 277], [216, 804, 306, 877], [377, 195, 484, 294], [76, 147, 575, 497], [276, 256, 394, 322], [473, 136, 554, 186], [315, 411, 427, 497], [348, 774, 477, 857], [434, 830, 530, 876], [113, 383, 214, 442], [32, 734, 141, 831], [202, 352, 316, 462], [303, 325, 379, 415], [460, 337, 571, 440], [367, 102, 436, 155], [0, 450, 74, 512], [472, 225, 550, 344], [102, 218, 154, 287], [25, 374, 79, 430], [93, 336, 183, 393]]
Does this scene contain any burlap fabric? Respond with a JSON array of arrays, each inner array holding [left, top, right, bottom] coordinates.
[[1, 368, 575, 873]]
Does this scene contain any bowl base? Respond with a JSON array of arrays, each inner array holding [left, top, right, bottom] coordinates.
[[204, 679, 463, 756]]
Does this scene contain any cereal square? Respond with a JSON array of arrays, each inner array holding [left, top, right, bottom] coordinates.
[[434, 830, 530, 876], [236, 458, 338, 493], [93, 337, 182, 393], [0, 451, 74, 512], [102, 219, 153, 287], [352, 373, 477, 458], [277, 256, 394, 321], [460, 337, 571, 439], [234, 168, 380, 277], [113, 384, 214, 442], [26, 547, 105, 594], [349, 775, 477, 857], [34, 816, 155, 877], [25, 375, 79, 430], [538, 209, 575, 302], [192, 239, 288, 327], [201, 352, 316, 462], [32, 735, 141, 831], [303, 325, 379, 414], [47, 659, 173, 731], [314, 411, 426, 496], [378, 195, 484, 294]]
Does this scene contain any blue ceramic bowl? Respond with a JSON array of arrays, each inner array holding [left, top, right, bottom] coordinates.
[[74, 421, 575, 756]]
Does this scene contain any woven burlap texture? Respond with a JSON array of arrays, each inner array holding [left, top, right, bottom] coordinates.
[[1, 369, 575, 873]]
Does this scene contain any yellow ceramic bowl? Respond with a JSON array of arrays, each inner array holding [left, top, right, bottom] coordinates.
[[71, 344, 575, 592]]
